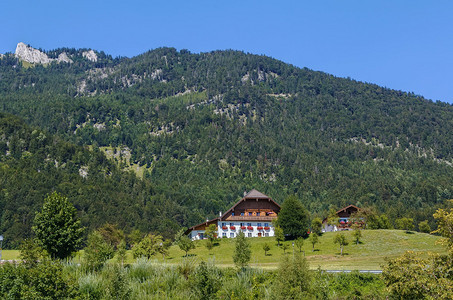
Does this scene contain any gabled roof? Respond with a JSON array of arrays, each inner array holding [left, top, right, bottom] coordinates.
[[184, 217, 219, 236], [243, 189, 271, 199], [184, 189, 280, 235], [336, 204, 361, 214], [220, 189, 280, 220]]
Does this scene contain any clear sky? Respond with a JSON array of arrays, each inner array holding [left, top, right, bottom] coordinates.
[[1, 1, 452, 103]]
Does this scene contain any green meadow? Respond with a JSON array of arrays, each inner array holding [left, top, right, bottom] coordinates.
[[2, 230, 444, 270]]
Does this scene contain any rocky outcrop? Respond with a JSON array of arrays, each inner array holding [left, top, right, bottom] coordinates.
[[15, 42, 73, 64], [57, 52, 73, 63], [82, 50, 98, 62], [15, 42, 52, 64], [0, 53, 4, 59]]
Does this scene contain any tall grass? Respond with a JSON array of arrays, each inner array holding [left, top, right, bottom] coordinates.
[[59, 256, 387, 299]]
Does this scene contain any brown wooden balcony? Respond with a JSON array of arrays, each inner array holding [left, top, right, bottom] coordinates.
[[225, 216, 277, 221]]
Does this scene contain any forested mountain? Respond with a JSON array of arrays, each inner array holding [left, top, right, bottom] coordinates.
[[1, 44, 453, 246]]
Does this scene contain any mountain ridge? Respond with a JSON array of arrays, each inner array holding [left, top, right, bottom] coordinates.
[[0, 43, 452, 246]]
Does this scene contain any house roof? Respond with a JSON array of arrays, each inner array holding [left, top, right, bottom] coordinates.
[[322, 205, 361, 223], [184, 189, 280, 235], [243, 189, 271, 199], [220, 189, 280, 220], [336, 204, 361, 214], [184, 217, 219, 236]]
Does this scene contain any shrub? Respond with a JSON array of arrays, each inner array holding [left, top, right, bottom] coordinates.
[[272, 253, 311, 299]]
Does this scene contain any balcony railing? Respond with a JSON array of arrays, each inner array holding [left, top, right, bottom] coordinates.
[[227, 216, 277, 221]]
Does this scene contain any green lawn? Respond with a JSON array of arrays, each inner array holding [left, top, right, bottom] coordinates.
[[160, 230, 445, 270], [2, 230, 445, 270], [1, 250, 20, 260]]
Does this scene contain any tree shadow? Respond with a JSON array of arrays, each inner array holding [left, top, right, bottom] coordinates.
[[405, 231, 415, 234], [265, 253, 272, 256]]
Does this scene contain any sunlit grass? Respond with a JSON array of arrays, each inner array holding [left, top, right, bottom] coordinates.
[[133, 230, 445, 270], [4, 230, 445, 270]]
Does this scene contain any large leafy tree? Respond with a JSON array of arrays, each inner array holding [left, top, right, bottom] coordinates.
[[276, 195, 310, 238], [32, 192, 84, 260], [132, 234, 164, 259]]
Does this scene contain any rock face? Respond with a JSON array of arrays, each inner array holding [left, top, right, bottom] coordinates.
[[82, 50, 98, 62], [15, 42, 74, 64], [15, 42, 52, 64], [57, 52, 73, 63]]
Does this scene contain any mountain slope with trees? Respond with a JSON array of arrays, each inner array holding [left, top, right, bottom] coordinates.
[[1, 45, 453, 246]]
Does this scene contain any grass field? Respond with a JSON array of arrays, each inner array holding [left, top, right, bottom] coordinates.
[[2, 230, 445, 270]]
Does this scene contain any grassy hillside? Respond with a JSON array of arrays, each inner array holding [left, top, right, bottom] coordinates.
[[165, 230, 445, 270], [2, 230, 444, 270]]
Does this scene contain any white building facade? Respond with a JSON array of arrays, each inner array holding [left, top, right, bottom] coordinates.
[[185, 189, 280, 240]]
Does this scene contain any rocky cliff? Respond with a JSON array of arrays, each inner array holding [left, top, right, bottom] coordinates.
[[15, 42, 73, 64], [82, 50, 98, 62]]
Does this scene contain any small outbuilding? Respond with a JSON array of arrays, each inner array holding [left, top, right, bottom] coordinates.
[[322, 204, 361, 232]]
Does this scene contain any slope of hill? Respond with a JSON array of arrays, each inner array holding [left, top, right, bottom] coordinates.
[[1, 44, 453, 245], [0, 113, 202, 247]]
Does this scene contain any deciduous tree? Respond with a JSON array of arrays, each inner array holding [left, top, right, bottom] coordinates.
[[132, 234, 164, 259], [334, 232, 349, 255], [84, 230, 114, 271], [174, 229, 195, 257], [418, 220, 431, 234], [311, 217, 323, 235], [274, 226, 284, 246], [263, 243, 271, 256], [309, 233, 319, 252], [396, 217, 414, 233], [294, 237, 304, 253], [32, 192, 84, 260]]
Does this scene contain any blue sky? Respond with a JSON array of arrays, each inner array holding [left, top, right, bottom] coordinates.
[[1, 1, 452, 103]]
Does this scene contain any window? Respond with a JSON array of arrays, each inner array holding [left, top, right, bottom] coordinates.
[[248, 212, 253, 216], [199, 233, 204, 239], [264, 223, 269, 227], [257, 223, 262, 227], [222, 233, 226, 237], [247, 223, 252, 227], [248, 233, 252, 237], [232, 212, 235, 216], [222, 223, 226, 227], [240, 223, 244, 227], [230, 233, 235, 238], [241, 212, 244, 216], [265, 233, 269, 237], [230, 223, 234, 227], [256, 212, 260, 216]]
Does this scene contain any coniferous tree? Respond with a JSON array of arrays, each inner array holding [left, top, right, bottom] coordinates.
[[276, 195, 310, 238], [233, 231, 251, 269]]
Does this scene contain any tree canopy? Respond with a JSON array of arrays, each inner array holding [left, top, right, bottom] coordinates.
[[276, 195, 310, 238], [32, 192, 84, 260]]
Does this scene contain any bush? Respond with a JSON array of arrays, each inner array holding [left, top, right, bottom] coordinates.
[[272, 253, 311, 299], [0, 260, 79, 299], [193, 261, 221, 300]]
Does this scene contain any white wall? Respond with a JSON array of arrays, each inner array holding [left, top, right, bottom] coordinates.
[[217, 221, 275, 239], [189, 221, 276, 240]]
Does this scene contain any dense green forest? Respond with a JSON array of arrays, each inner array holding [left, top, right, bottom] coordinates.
[[1, 45, 453, 246]]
